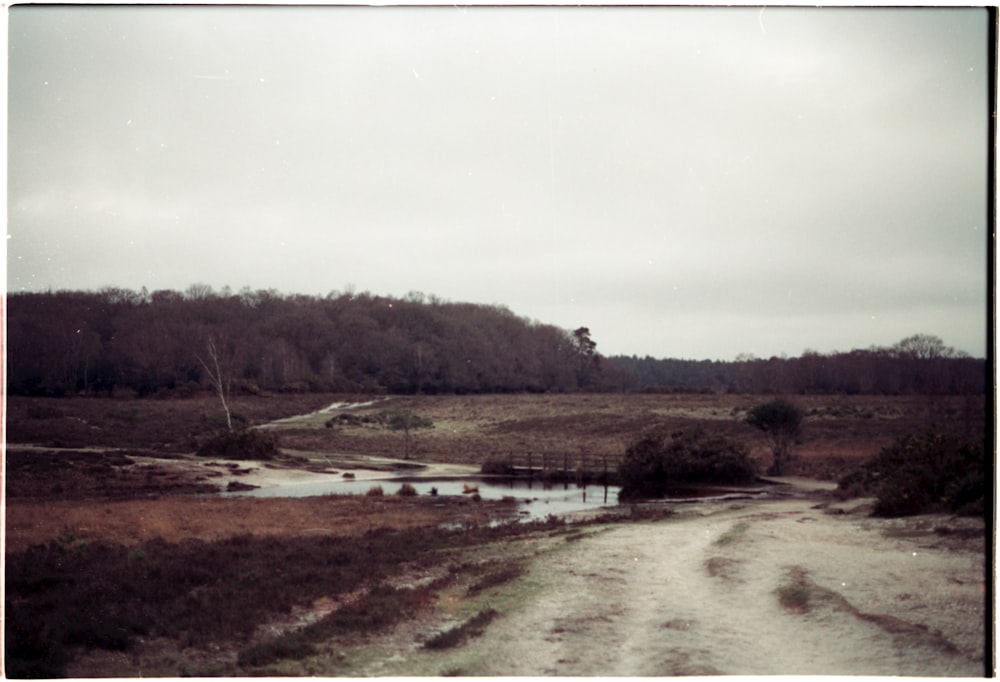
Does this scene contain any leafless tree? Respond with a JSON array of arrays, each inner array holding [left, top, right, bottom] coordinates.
[[197, 336, 233, 431]]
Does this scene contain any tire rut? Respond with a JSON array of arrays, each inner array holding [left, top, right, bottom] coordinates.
[[468, 500, 983, 676]]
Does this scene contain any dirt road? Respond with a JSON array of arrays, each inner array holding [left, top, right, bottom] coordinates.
[[407, 496, 986, 677]]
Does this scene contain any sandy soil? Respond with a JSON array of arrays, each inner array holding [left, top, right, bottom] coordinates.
[[365, 495, 987, 677]]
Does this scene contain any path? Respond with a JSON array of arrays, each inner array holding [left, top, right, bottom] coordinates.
[[463, 498, 984, 676]]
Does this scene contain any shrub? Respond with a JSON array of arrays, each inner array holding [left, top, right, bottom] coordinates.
[[237, 634, 316, 667], [466, 563, 524, 596], [278, 382, 311, 394], [200, 412, 250, 432], [618, 427, 755, 499], [26, 404, 64, 419], [396, 483, 418, 497], [745, 399, 805, 475], [196, 428, 279, 460], [838, 430, 985, 517], [376, 408, 434, 460], [366, 485, 384, 497]]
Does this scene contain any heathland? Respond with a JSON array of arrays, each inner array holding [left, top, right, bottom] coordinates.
[[4, 390, 988, 677]]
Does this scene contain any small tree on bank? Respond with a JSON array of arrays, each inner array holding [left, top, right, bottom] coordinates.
[[379, 408, 434, 460], [746, 399, 805, 476]]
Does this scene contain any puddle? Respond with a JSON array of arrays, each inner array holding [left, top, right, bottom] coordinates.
[[223, 472, 778, 521], [224, 476, 621, 521]]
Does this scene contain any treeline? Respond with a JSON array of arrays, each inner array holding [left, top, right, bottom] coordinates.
[[6, 286, 623, 396], [7, 286, 985, 398], [611, 333, 986, 396]]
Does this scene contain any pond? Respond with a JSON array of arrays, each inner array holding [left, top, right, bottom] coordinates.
[[224, 476, 622, 521]]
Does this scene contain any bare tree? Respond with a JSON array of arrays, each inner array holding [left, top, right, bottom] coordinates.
[[197, 336, 233, 432]]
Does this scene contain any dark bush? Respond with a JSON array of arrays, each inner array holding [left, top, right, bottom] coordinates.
[[745, 398, 805, 475], [618, 427, 755, 499], [237, 633, 317, 667], [838, 430, 985, 517], [196, 428, 280, 460], [26, 404, 64, 419], [396, 483, 418, 496]]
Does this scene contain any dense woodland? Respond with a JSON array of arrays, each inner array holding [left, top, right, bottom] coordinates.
[[6, 286, 987, 397]]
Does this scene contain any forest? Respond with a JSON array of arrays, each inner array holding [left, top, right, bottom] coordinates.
[[5, 285, 986, 397]]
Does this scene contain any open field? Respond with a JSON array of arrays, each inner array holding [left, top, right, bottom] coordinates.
[[4, 391, 989, 676], [6, 391, 984, 479]]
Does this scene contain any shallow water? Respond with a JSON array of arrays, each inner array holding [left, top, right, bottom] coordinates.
[[225, 476, 621, 520]]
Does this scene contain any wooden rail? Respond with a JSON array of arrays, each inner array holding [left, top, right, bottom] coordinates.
[[482, 451, 622, 485]]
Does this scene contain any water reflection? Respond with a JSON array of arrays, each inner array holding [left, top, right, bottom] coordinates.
[[225, 476, 621, 520]]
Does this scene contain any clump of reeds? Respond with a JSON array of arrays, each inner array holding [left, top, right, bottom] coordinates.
[[396, 483, 418, 497]]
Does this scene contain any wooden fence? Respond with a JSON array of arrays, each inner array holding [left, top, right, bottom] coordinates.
[[482, 451, 623, 485]]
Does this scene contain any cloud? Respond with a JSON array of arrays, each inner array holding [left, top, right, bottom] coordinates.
[[7, 6, 988, 359]]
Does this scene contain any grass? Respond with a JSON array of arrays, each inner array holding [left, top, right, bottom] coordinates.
[[5, 516, 565, 677], [4, 391, 985, 675], [17, 395, 922, 459], [5, 495, 462, 553], [238, 583, 435, 668], [703, 556, 740, 580], [7, 393, 980, 483], [776, 584, 813, 612], [423, 609, 499, 650], [713, 521, 750, 546], [466, 562, 526, 596], [774, 566, 844, 615]]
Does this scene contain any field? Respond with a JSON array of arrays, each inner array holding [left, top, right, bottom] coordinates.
[[4, 391, 989, 676], [7, 391, 982, 474]]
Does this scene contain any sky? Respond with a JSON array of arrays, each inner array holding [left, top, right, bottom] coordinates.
[[6, 5, 991, 360]]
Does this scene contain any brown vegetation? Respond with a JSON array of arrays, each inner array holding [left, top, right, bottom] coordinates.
[[7, 392, 985, 481], [5, 495, 518, 554], [4, 390, 987, 677], [281, 392, 983, 479]]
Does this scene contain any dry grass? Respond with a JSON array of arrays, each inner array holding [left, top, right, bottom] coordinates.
[[5, 495, 504, 553], [281, 393, 974, 476], [8, 393, 979, 480]]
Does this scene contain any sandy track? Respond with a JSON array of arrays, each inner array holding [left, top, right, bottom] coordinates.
[[464, 498, 985, 676]]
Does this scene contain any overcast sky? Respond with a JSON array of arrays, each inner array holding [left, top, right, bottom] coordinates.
[[7, 6, 991, 360]]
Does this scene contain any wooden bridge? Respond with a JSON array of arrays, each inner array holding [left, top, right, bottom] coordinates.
[[481, 451, 623, 485]]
